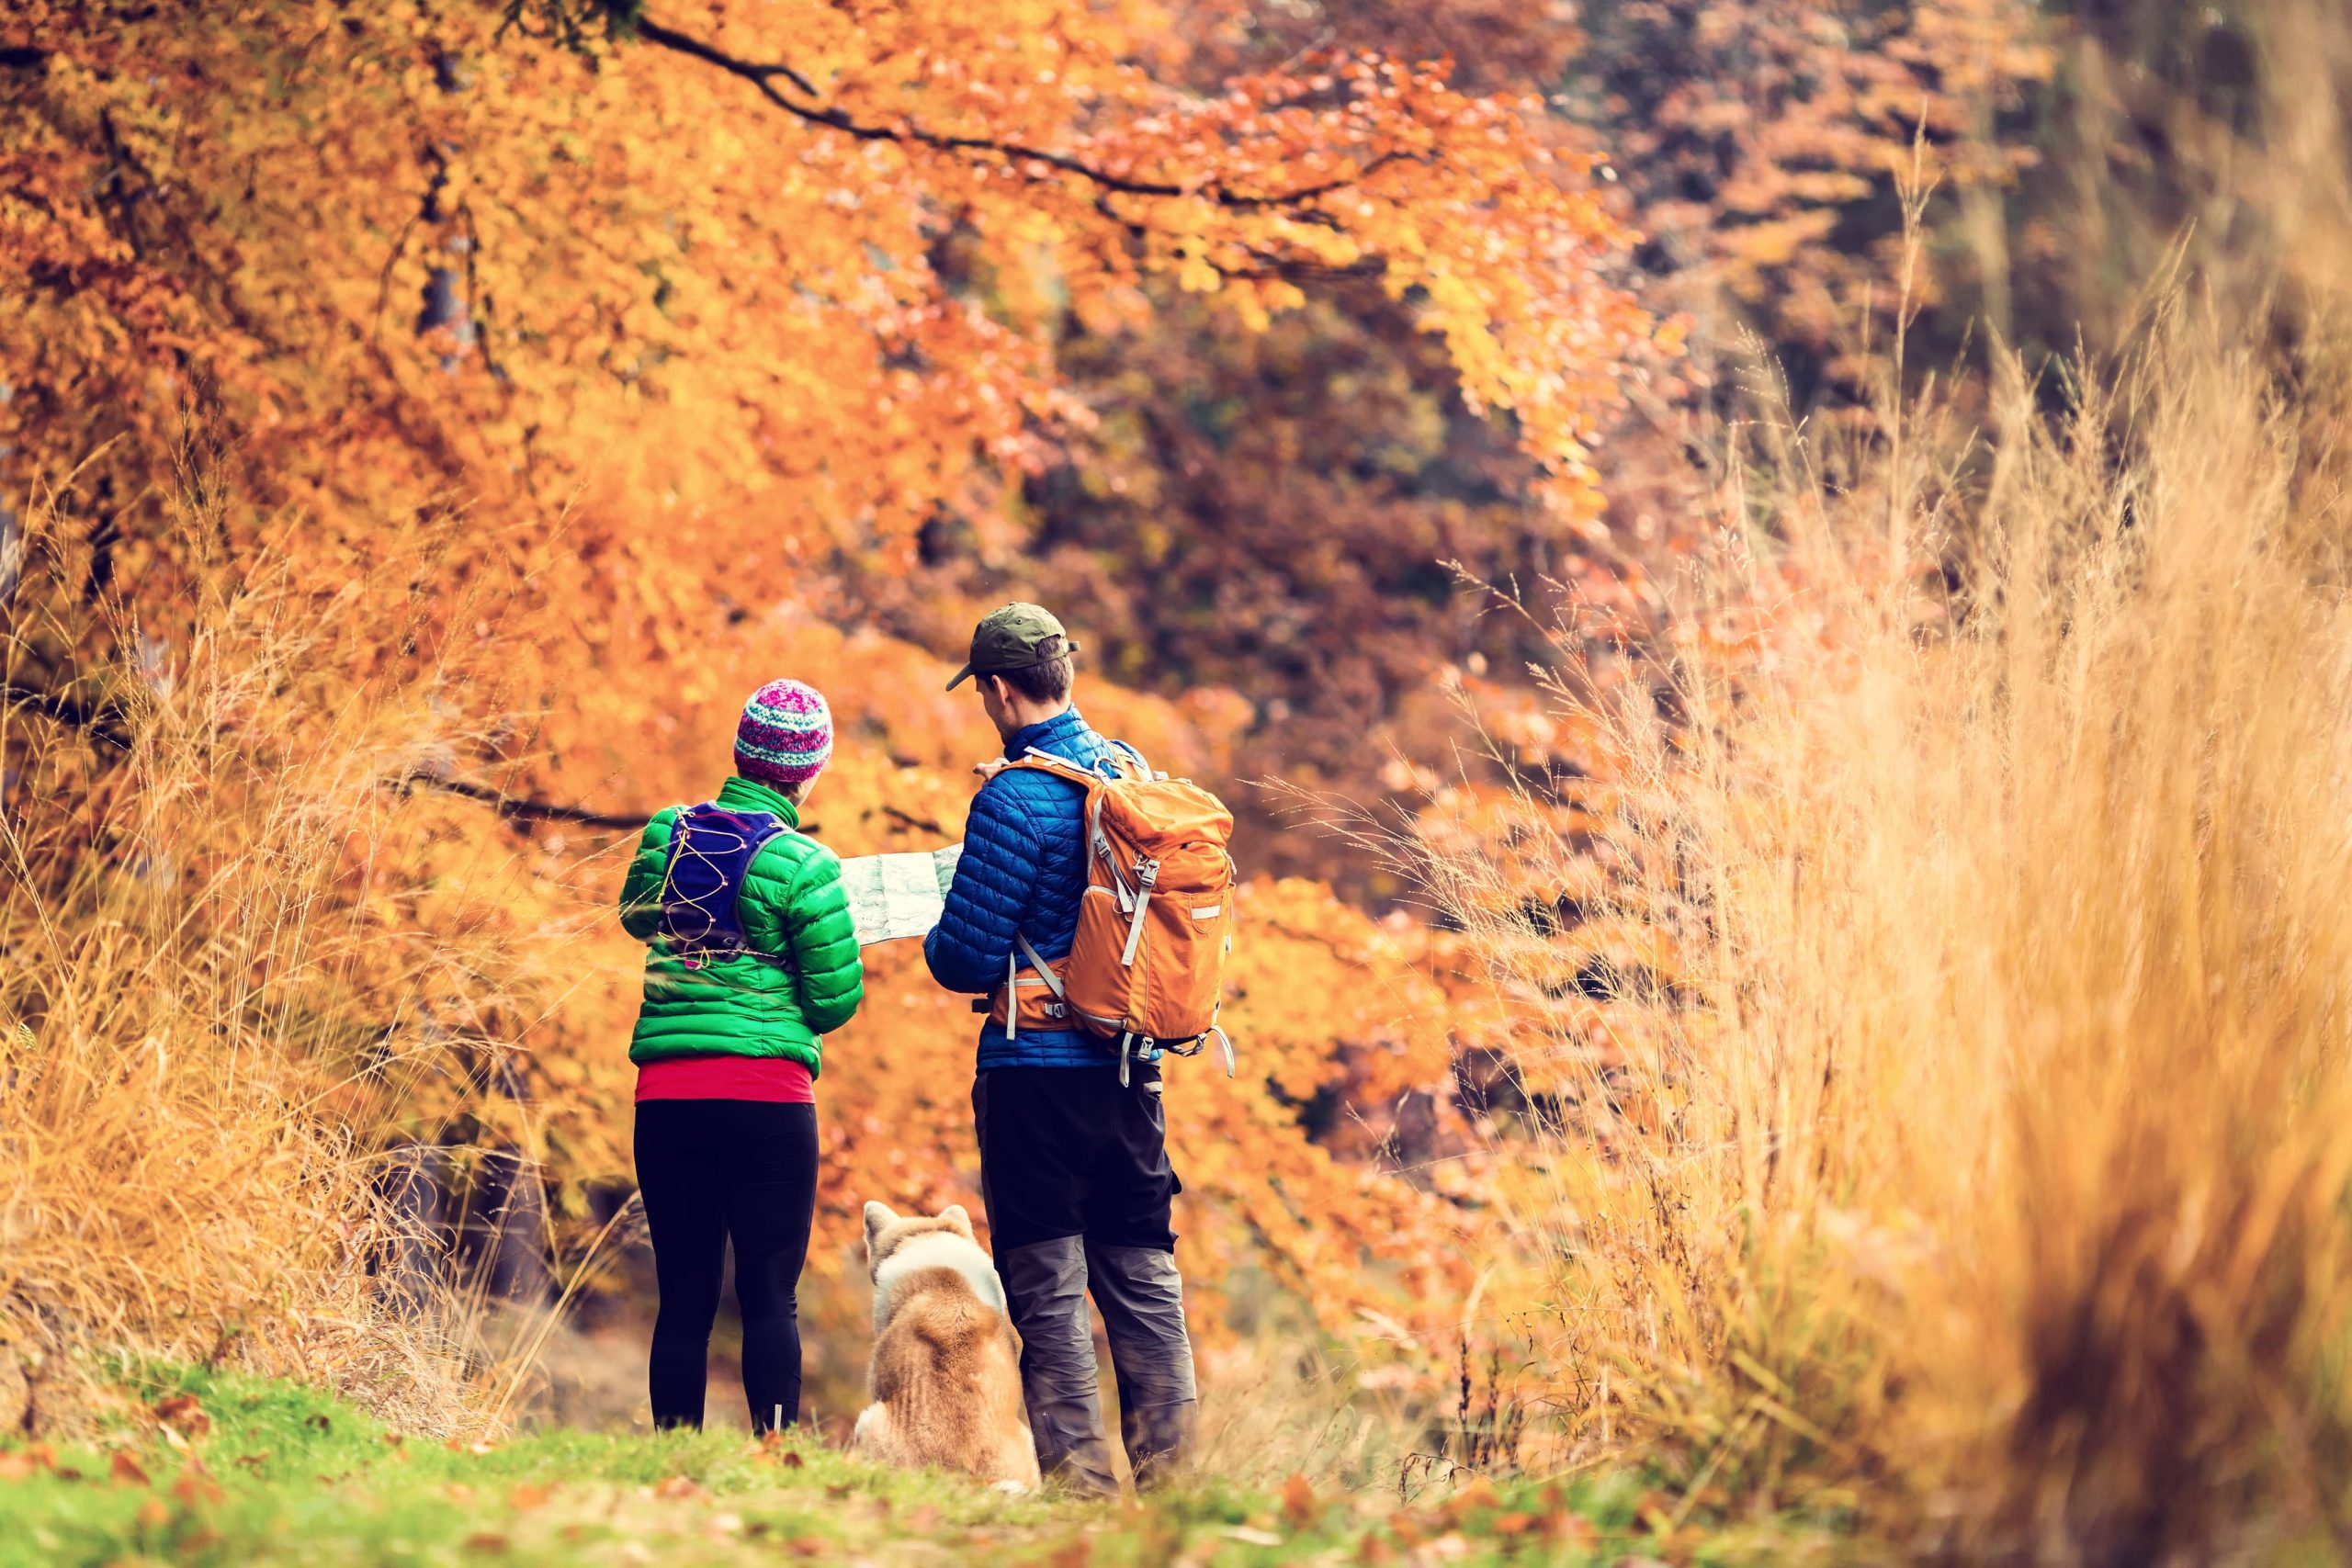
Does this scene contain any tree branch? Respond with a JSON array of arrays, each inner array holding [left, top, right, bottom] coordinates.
[[879, 803, 946, 836], [630, 15, 1407, 211], [398, 775, 652, 831], [3, 682, 649, 829], [630, 17, 813, 97]]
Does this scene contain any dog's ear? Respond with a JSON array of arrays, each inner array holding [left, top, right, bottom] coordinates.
[[940, 1203, 974, 1239], [863, 1200, 897, 1258]]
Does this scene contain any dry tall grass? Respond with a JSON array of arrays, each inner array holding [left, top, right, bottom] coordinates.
[[1437, 310, 2352, 1559], [0, 483, 547, 1436]]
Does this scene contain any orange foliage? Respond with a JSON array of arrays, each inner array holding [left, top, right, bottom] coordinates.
[[1559, 0, 2053, 398], [4, 0, 1659, 897], [4, 0, 1659, 1364], [4, 0, 1654, 570]]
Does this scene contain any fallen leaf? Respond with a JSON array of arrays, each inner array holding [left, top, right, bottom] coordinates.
[[463, 1531, 510, 1554], [445, 1483, 476, 1503], [1544, 1512, 1600, 1549], [109, 1451, 152, 1486], [1281, 1472, 1317, 1529], [508, 1482, 549, 1510], [137, 1497, 171, 1528], [653, 1474, 710, 1502], [1663, 1524, 1713, 1565], [154, 1395, 212, 1438], [786, 1538, 831, 1559], [753, 1437, 808, 1469], [173, 1470, 224, 1507], [233, 1451, 271, 1471], [1449, 1475, 1498, 1515]]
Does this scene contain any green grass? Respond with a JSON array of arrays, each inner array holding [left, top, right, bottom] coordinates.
[[0, 1366, 1849, 1565]]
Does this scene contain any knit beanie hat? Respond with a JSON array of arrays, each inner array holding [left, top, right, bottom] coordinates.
[[735, 679, 834, 789]]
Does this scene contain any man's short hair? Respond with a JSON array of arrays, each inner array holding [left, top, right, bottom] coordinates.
[[993, 636, 1073, 704]]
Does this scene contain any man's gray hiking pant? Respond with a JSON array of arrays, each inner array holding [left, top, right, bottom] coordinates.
[[976, 1062, 1199, 1495]]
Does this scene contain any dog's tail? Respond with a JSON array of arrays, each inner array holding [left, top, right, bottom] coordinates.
[[896, 1266, 1002, 1354]]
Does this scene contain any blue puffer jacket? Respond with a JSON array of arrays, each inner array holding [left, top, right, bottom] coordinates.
[[925, 707, 1126, 1068]]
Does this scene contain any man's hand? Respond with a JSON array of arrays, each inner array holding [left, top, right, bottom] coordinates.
[[973, 758, 1011, 782]]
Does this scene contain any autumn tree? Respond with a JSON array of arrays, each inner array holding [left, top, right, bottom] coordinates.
[[844, 0, 2064, 896], [1550, 0, 2052, 406], [1, 0, 1658, 1385]]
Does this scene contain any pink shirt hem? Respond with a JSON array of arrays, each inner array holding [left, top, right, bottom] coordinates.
[[635, 1056, 815, 1104]]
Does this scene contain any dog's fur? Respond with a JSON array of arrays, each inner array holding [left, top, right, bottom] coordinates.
[[849, 1201, 1041, 1491]]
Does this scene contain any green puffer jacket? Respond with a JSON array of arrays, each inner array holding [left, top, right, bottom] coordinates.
[[618, 775, 865, 1072]]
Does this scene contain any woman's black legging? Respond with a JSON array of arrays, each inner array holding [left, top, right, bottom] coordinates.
[[634, 1099, 818, 1432]]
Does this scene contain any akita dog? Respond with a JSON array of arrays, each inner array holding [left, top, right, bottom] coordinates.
[[849, 1201, 1042, 1491]]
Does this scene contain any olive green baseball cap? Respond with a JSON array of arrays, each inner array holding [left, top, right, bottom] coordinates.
[[945, 603, 1080, 690]]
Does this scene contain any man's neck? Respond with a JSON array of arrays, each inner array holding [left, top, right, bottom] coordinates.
[[997, 699, 1073, 746]]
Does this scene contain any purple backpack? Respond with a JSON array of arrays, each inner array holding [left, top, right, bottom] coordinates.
[[657, 803, 792, 970]]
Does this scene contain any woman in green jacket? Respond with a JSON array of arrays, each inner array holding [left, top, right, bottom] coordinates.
[[617, 679, 863, 1433]]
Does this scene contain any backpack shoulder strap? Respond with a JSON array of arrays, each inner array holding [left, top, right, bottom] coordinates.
[[1001, 748, 1110, 788], [1006, 742, 1152, 783]]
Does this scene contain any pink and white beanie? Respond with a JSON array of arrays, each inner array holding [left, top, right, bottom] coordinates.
[[734, 679, 833, 788]]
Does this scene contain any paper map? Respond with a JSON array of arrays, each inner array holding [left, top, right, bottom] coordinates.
[[839, 843, 963, 946]]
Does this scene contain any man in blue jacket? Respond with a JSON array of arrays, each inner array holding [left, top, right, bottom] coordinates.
[[924, 603, 1197, 1497]]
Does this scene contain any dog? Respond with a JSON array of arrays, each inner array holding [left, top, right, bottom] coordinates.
[[849, 1201, 1041, 1492]]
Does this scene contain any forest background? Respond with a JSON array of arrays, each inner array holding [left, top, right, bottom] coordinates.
[[6, 0, 2352, 1560]]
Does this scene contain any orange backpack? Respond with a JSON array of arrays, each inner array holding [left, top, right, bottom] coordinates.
[[985, 745, 1238, 1085]]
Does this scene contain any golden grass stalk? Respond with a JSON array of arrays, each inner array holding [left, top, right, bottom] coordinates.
[[1434, 306, 2352, 1559], [0, 483, 541, 1436]]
